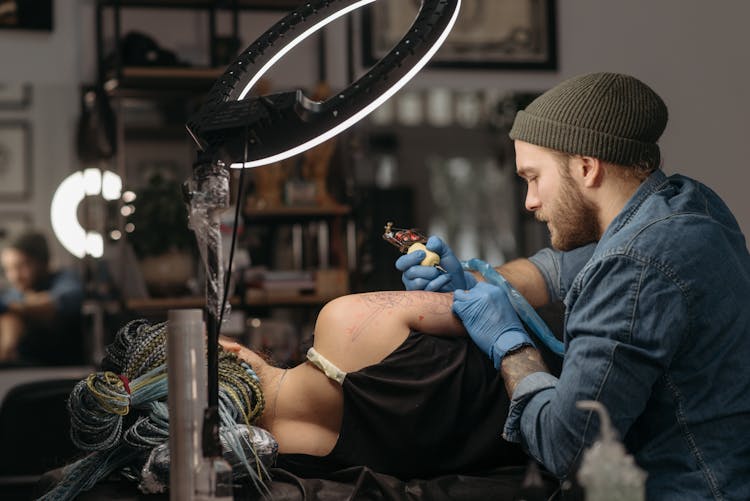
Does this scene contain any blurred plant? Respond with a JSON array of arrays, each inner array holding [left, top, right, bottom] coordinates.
[[127, 173, 195, 257]]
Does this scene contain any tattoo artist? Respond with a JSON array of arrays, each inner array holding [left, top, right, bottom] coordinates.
[[396, 72, 750, 500]]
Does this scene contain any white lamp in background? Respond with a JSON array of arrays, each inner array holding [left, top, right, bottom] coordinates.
[[51, 167, 122, 259]]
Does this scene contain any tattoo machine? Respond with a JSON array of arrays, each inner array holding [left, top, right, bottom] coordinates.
[[382, 222, 446, 272]]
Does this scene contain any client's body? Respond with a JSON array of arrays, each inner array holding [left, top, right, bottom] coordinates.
[[222, 290, 526, 478], [42, 290, 528, 500]]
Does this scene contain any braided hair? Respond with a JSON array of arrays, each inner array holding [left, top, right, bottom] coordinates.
[[39, 319, 276, 500]]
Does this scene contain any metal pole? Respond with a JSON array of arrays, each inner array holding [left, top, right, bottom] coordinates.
[[185, 155, 234, 500], [167, 309, 206, 501], [190, 160, 228, 412]]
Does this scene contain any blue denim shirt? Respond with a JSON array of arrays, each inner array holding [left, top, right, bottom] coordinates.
[[506, 170, 750, 500]]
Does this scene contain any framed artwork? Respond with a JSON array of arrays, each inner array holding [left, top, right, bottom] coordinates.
[[362, 0, 557, 70], [0, 121, 31, 200], [0, 0, 53, 31], [0, 83, 32, 109]]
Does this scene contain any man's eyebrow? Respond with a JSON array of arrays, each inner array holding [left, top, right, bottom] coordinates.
[[516, 166, 536, 178]]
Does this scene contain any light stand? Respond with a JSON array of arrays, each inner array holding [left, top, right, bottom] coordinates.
[[179, 1, 462, 498], [184, 156, 230, 449], [178, 146, 246, 501]]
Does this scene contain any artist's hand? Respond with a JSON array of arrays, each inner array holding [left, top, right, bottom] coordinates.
[[396, 236, 478, 292], [453, 282, 533, 369]]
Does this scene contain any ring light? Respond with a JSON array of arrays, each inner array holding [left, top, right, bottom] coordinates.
[[187, 0, 461, 168]]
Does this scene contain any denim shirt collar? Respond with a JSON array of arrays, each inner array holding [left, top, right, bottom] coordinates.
[[599, 169, 668, 244]]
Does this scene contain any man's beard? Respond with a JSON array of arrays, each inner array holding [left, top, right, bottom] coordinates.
[[536, 171, 599, 251]]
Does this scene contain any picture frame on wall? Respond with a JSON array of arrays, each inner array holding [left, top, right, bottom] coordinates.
[[0, 0, 53, 31], [362, 0, 557, 70], [0, 83, 32, 109], [0, 121, 32, 200]]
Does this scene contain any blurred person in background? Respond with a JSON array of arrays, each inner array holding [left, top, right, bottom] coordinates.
[[0, 231, 84, 365]]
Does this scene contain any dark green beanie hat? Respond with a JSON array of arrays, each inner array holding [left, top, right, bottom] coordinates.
[[509, 72, 668, 167]]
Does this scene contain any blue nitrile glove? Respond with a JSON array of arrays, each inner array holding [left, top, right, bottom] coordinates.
[[395, 236, 478, 292], [453, 282, 534, 369]]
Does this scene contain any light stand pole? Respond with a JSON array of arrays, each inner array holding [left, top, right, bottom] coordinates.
[[183, 155, 233, 500]]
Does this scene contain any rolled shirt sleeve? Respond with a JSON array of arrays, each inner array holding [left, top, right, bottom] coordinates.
[[503, 372, 558, 444], [502, 253, 689, 478], [528, 244, 595, 303]]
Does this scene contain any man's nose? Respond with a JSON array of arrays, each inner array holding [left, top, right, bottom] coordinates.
[[525, 188, 540, 212]]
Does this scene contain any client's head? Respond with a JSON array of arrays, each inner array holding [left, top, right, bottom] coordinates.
[[39, 319, 277, 501]]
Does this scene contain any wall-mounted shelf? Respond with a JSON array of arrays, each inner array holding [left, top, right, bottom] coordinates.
[[244, 290, 342, 306], [99, 0, 302, 10], [96, 0, 302, 94], [125, 292, 339, 311], [242, 202, 352, 275], [126, 296, 239, 312], [109, 67, 225, 93], [244, 204, 351, 221]]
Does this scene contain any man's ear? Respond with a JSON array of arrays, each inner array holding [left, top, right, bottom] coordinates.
[[578, 156, 603, 188]]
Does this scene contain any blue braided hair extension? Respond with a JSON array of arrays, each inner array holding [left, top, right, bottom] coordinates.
[[38, 320, 275, 501]]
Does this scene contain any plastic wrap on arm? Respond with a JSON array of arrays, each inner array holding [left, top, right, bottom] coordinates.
[[464, 258, 564, 356]]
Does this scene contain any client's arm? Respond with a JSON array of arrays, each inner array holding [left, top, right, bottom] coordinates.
[[313, 291, 463, 373]]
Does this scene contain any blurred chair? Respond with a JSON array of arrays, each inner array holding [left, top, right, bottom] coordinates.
[[0, 378, 81, 498]]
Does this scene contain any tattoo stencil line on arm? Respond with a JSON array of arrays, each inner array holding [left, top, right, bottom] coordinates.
[[350, 291, 455, 341]]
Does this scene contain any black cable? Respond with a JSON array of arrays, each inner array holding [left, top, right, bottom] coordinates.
[[217, 131, 248, 331]]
